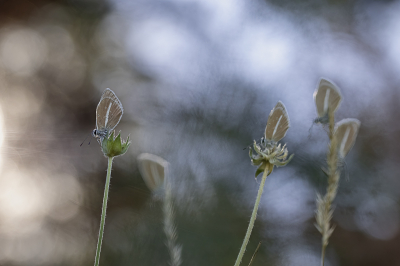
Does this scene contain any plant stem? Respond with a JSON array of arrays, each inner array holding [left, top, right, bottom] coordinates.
[[163, 178, 173, 244], [320, 110, 339, 266], [321, 245, 326, 266], [94, 156, 114, 266], [234, 166, 269, 266], [163, 176, 182, 266]]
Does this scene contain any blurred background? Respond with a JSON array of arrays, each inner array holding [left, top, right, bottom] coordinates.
[[0, 0, 399, 265]]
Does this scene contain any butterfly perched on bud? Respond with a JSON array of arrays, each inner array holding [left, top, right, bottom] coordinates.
[[250, 101, 293, 178], [263, 101, 290, 146]]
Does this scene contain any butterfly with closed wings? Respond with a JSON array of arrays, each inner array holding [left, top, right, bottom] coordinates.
[[261, 101, 290, 148], [92, 88, 124, 141], [313, 78, 342, 125]]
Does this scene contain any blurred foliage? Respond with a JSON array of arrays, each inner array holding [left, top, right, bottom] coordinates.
[[0, 0, 400, 265]]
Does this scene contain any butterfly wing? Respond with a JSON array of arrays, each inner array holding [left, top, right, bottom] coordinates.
[[137, 153, 168, 191], [313, 78, 342, 118], [265, 101, 290, 142], [334, 118, 360, 158], [96, 88, 124, 132]]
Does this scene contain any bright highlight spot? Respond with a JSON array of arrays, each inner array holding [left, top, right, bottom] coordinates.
[[0, 27, 47, 76], [0, 170, 44, 222]]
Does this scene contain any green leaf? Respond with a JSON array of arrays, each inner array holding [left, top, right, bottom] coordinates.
[[114, 133, 122, 152], [255, 167, 263, 178]]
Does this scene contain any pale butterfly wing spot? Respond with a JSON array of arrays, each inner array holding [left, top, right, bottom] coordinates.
[[151, 163, 164, 187], [96, 90, 123, 130], [335, 124, 344, 147], [323, 88, 330, 114], [143, 160, 157, 190], [265, 101, 290, 142], [342, 123, 359, 157], [148, 162, 165, 190], [102, 102, 113, 127], [339, 126, 351, 158], [264, 108, 277, 141]]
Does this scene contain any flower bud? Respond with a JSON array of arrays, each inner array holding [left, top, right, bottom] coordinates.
[[101, 131, 130, 158]]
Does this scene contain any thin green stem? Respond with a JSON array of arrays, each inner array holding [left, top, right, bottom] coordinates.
[[94, 156, 114, 266], [321, 245, 326, 266], [234, 166, 269, 266]]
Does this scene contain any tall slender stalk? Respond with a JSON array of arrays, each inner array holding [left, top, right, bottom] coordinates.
[[163, 177, 182, 266], [237, 101, 292, 266], [234, 166, 269, 266], [316, 110, 340, 266], [137, 153, 182, 266], [94, 157, 113, 266]]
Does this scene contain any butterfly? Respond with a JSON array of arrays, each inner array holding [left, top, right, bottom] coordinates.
[[313, 78, 342, 124], [334, 118, 361, 158], [137, 153, 168, 191], [92, 88, 123, 140], [262, 101, 290, 146]]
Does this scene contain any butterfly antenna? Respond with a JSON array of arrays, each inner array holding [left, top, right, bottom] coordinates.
[[80, 132, 91, 146], [88, 136, 93, 145]]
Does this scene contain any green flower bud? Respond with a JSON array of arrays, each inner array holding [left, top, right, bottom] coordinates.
[[101, 131, 130, 158]]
